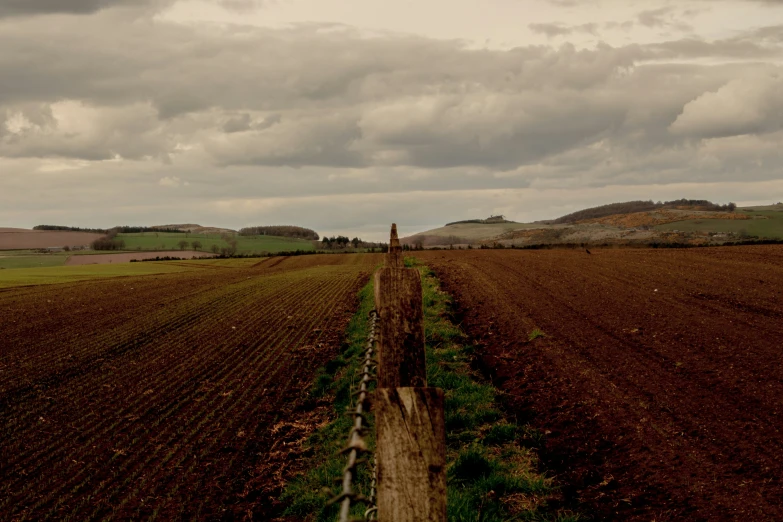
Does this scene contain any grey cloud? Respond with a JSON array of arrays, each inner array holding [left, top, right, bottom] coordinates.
[[223, 114, 253, 133], [637, 7, 671, 28], [0, 10, 781, 182], [0, 0, 172, 18], [208, 111, 363, 167], [637, 7, 693, 32], [529, 22, 599, 38], [218, 0, 268, 12], [254, 114, 282, 131], [604, 21, 635, 32], [223, 113, 282, 133], [529, 23, 573, 38]]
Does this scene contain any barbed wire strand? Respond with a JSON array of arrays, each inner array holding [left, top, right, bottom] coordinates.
[[332, 310, 379, 522], [365, 456, 378, 520]]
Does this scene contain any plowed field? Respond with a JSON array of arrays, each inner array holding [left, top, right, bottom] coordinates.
[[419, 246, 783, 521], [0, 254, 380, 520]]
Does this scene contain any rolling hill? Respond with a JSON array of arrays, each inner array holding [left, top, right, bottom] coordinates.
[[402, 202, 783, 247]]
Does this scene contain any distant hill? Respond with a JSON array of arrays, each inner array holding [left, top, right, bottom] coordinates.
[[402, 199, 781, 248], [551, 199, 736, 224], [445, 215, 512, 226], [154, 224, 236, 234]]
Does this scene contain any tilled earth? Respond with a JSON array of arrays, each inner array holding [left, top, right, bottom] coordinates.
[[0, 254, 380, 520], [419, 246, 783, 521]]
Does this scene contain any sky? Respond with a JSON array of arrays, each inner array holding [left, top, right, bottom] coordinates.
[[1, 0, 782, 239]]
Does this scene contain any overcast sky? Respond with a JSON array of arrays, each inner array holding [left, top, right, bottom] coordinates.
[[1, 0, 782, 239]]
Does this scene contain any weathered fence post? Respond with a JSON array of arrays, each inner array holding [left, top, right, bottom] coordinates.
[[374, 224, 426, 388], [374, 223, 447, 521]]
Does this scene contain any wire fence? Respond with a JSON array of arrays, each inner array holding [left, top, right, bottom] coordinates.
[[328, 310, 379, 521], [326, 226, 446, 521]]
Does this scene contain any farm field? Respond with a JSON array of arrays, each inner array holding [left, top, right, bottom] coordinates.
[[0, 253, 381, 520], [418, 246, 783, 521], [0, 255, 68, 270], [655, 208, 783, 238], [0, 260, 204, 288], [0, 257, 271, 288], [64, 250, 216, 265], [117, 232, 315, 254], [0, 229, 104, 250]]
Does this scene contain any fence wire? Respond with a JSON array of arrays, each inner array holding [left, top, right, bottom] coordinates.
[[328, 310, 379, 522]]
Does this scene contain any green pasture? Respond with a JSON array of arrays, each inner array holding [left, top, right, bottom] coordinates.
[[0, 257, 260, 288], [0, 249, 112, 270], [739, 204, 783, 212], [655, 210, 783, 239], [117, 232, 315, 254], [0, 258, 270, 288], [0, 255, 67, 269], [0, 262, 195, 288]]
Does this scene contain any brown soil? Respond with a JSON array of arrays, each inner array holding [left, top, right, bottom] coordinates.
[[578, 209, 750, 228], [0, 229, 105, 250], [418, 246, 783, 521], [0, 253, 381, 520], [65, 250, 216, 265]]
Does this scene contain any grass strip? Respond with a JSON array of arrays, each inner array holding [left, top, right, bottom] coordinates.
[[280, 261, 580, 521], [279, 281, 376, 521], [414, 259, 579, 522]]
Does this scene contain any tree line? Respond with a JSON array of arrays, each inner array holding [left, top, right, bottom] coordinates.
[[35, 225, 184, 234], [34, 225, 109, 233], [551, 199, 737, 224], [239, 225, 319, 240], [318, 236, 388, 250]]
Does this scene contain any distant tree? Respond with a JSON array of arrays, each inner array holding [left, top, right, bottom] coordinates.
[[727, 202, 736, 212], [351, 237, 360, 249], [91, 238, 125, 251], [34, 225, 108, 233], [211, 244, 220, 254], [191, 240, 202, 251], [63, 246, 71, 252], [239, 225, 319, 240], [178, 240, 189, 251]]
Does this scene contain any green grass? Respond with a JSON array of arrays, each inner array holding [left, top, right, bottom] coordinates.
[[0, 255, 68, 269], [740, 204, 783, 211], [529, 329, 546, 341], [281, 260, 579, 521], [655, 210, 783, 239], [116, 232, 314, 254], [416, 261, 578, 522], [280, 281, 377, 521], [0, 258, 257, 288]]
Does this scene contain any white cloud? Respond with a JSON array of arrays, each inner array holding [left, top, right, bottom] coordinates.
[[159, 176, 189, 187], [670, 72, 783, 138]]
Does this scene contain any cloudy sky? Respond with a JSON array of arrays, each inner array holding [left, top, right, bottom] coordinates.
[[1, 0, 782, 239]]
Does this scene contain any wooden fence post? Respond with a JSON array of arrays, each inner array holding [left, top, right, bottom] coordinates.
[[374, 223, 447, 521], [373, 267, 426, 388], [376, 388, 447, 521], [374, 223, 426, 388]]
